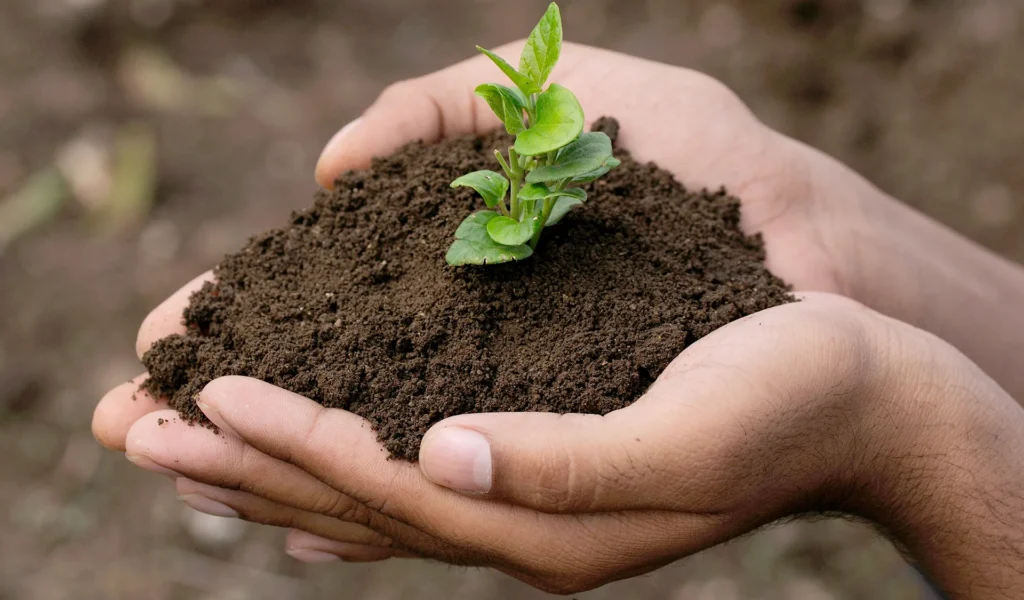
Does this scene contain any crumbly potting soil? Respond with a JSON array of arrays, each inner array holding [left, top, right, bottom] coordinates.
[[142, 119, 792, 460]]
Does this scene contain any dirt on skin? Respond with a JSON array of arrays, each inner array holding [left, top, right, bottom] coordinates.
[[141, 119, 792, 460]]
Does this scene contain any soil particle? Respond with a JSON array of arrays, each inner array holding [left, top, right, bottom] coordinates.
[[142, 119, 792, 460]]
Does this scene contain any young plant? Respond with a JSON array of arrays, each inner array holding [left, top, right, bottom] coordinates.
[[445, 2, 620, 266]]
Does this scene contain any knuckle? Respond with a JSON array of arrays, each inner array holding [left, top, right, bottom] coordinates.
[[338, 502, 374, 528], [233, 498, 299, 530], [233, 443, 269, 494], [681, 70, 746, 114], [296, 406, 333, 465], [315, 490, 373, 527], [700, 73, 742, 104], [378, 79, 422, 104], [528, 452, 591, 513], [264, 510, 302, 531]]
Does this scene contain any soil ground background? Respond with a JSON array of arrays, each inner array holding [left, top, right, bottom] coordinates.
[[1, 1, 1021, 598]]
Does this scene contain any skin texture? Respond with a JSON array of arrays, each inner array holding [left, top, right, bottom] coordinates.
[[93, 43, 1024, 597]]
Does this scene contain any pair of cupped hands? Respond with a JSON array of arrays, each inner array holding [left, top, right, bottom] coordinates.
[[93, 43, 1024, 596]]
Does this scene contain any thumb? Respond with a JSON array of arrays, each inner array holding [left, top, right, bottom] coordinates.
[[417, 405, 688, 513], [418, 295, 881, 519], [314, 42, 529, 189]]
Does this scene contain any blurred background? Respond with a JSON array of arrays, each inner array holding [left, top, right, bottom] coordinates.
[[1, 0, 1021, 598]]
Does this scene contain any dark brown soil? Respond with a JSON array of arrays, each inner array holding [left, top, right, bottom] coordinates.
[[141, 119, 792, 460]]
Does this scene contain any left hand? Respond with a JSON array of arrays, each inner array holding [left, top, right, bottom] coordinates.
[[99, 293, 1022, 595]]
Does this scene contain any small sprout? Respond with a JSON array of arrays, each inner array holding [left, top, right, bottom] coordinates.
[[446, 2, 618, 266]]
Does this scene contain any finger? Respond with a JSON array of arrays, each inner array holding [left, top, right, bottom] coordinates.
[[125, 410, 376, 528], [95, 271, 214, 452], [417, 409, 679, 513], [136, 271, 213, 359], [126, 406, 471, 563], [125, 408, 451, 556], [196, 377, 421, 518], [314, 41, 530, 189], [193, 377, 758, 584], [418, 294, 877, 515], [196, 377, 526, 561], [175, 478, 391, 552], [92, 374, 167, 452], [284, 529, 395, 563]]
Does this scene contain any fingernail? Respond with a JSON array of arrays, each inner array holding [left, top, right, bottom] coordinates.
[[420, 427, 492, 494], [287, 541, 393, 563], [287, 548, 341, 563], [316, 117, 363, 183], [196, 396, 238, 438], [126, 453, 182, 478], [178, 493, 239, 519]]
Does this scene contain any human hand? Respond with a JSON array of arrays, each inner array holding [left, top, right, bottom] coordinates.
[[92, 41, 1024, 595], [315, 41, 864, 296], [107, 293, 1024, 596], [314, 41, 1024, 401]]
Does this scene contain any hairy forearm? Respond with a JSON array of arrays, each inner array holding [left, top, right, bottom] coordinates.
[[856, 335, 1024, 599], [860, 197, 1024, 403], [814, 151, 1024, 403]]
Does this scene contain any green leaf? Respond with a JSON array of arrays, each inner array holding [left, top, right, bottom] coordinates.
[[571, 157, 621, 184], [519, 3, 562, 90], [477, 46, 541, 95], [545, 194, 586, 226], [454, 210, 501, 243], [446, 239, 534, 266], [451, 171, 509, 209], [475, 84, 527, 135], [525, 132, 613, 183], [513, 84, 584, 156], [517, 183, 587, 203], [517, 185, 586, 227], [518, 183, 554, 202], [448, 210, 533, 265], [486, 214, 542, 246]]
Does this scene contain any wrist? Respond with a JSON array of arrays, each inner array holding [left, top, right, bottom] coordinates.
[[798, 140, 1024, 402], [847, 321, 1024, 598]]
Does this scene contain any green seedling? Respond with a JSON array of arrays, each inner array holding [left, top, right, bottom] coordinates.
[[445, 2, 620, 266]]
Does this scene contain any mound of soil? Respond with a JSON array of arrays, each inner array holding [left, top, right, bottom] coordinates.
[[141, 119, 792, 460]]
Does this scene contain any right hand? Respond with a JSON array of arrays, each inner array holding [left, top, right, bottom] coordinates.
[[108, 294, 1024, 598]]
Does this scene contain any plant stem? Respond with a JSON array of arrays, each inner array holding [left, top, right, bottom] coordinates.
[[510, 178, 521, 220], [494, 150, 512, 178], [526, 94, 537, 126], [508, 147, 523, 220], [528, 179, 567, 247], [529, 197, 555, 249]]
